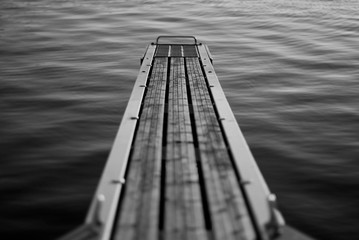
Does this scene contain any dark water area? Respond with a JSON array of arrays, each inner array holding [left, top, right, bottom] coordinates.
[[1, 0, 358, 239]]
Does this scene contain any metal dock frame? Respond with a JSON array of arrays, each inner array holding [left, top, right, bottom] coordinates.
[[58, 36, 300, 240]]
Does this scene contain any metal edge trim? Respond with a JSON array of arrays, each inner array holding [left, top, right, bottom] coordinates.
[[84, 44, 157, 240]]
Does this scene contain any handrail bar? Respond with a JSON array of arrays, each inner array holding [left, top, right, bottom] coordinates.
[[155, 35, 198, 45]]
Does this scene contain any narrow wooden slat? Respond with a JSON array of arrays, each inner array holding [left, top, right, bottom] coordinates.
[[196, 58, 253, 239], [187, 59, 231, 240], [165, 59, 181, 239], [197, 44, 277, 238], [113, 69, 156, 240], [179, 58, 207, 240], [192, 56, 255, 240], [113, 65, 156, 239], [137, 57, 167, 240], [186, 57, 255, 240], [165, 57, 207, 240], [179, 65, 207, 240], [165, 57, 186, 240], [113, 57, 168, 240]]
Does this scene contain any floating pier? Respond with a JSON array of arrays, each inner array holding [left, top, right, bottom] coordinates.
[[59, 36, 314, 240]]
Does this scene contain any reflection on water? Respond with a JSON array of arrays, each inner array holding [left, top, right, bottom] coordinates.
[[1, 0, 358, 239]]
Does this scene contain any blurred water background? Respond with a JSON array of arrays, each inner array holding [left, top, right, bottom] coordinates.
[[1, 0, 358, 239]]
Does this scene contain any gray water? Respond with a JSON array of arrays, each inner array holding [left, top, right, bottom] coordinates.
[[1, 0, 359, 239]]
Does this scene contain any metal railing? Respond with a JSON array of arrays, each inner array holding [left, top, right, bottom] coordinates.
[[155, 35, 198, 45]]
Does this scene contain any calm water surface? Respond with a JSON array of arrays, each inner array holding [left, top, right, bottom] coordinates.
[[1, 0, 359, 239]]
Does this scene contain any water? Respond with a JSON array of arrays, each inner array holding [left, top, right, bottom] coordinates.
[[1, 0, 358, 239]]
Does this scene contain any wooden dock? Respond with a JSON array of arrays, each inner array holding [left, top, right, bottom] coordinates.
[[59, 36, 294, 240]]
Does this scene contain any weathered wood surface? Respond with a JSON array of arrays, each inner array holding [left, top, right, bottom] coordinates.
[[186, 57, 255, 240], [113, 57, 167, 240], [164, 57, 207, 240], [114, 50, 255, 240]]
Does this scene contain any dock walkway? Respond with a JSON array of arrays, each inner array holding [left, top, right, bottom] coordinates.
[[59, 36, 286, 240]]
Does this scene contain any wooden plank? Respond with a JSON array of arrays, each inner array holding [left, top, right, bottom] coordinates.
[[113, 61, 158, 240], [165, 57, 182, 239], [186, 57, 255, 240], [197, 44, 277, 239], [83, 44, 156, 240], [165, 57, 187, 240], [187, 57, 231, 240], [178, 61, 207, 240], [113, 57, 168, 240], [137, 57, 167, 240], [164, 57, 207, 240]]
